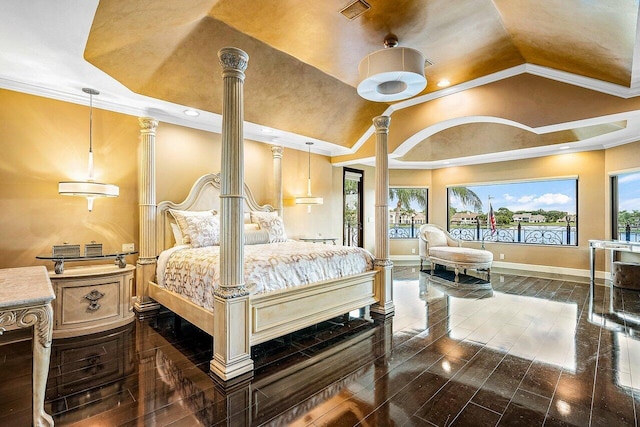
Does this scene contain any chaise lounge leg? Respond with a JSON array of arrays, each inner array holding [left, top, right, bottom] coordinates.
[[454, 268, 460, 282]]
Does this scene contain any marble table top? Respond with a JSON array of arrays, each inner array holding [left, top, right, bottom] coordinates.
[[0, 266, 55, 309]]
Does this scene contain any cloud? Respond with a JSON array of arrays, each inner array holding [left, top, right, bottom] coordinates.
[[503, 193, 515, 201], [517, 195, 536, 203], [505, 193, 574, 213], [620, 197, 640, 211], [536, 193, 572, 205], [619, 173, 640, 184]]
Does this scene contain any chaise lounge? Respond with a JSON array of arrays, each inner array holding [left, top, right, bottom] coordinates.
[[418, 223, 493, 281]]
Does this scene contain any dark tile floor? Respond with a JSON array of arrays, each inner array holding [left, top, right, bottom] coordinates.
[[2, 266, 640, 426]]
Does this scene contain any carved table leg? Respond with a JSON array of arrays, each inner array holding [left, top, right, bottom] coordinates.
[[33, 303, 54, 427]]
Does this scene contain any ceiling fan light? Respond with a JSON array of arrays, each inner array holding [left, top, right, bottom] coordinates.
[[357, 47, 427, 102]]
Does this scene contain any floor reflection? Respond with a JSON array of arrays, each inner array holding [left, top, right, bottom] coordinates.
[[3, 267, 640, 425]]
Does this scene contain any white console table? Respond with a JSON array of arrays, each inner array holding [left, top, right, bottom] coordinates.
[[0, 266, 55, 427], [589, 239, 640, 290]]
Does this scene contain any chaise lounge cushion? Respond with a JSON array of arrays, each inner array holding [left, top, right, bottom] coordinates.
[[418, 223, 493, 281], [429, 246, 493, 264]]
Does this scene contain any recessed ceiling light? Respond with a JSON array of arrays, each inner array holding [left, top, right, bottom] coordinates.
[[559, 145, 570, 150], [183, 109, 199, 117], [437, 79, 450, 88]]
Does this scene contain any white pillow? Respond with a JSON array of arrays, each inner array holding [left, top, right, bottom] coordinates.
[[169, 209, 216, 245], [250, 211, 287, 243], [244, 229, 270, 245], [170, 222, 184, 246], [182, 214, 220, 248], [244, 223, 260, 231]]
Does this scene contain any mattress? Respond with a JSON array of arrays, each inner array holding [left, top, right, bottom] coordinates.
[[157, 241, 374, 311]]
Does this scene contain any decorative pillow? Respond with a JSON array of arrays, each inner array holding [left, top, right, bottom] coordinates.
[[182, 214, 220, 248], [244, 223, 260, 232], [169, 209, 216, 245], [250, 211, 287, 243], [244, 229, 270, 245], [425, 229, 448, 247], [170, 222, 184, 246]]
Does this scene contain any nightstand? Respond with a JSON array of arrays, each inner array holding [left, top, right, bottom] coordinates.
[[299, 237, 338, 245], [47, 265, 135, 339]]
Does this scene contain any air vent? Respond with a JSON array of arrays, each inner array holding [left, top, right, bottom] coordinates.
[[340, 0, 371, 20]]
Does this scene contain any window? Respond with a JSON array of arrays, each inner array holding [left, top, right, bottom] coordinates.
[[344, 168, 364, 247], [611, 171, 640, 241], [389, 188, 428, 239], [447, 179, 578, 246]]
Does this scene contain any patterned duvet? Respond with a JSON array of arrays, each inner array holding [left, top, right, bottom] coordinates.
[[156, 241, 375, 311]]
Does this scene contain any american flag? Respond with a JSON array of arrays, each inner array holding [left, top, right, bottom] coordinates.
[[489, 203, 497, 235]]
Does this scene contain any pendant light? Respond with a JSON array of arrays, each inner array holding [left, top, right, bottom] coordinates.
[[357, 34, 427, 102], [58, 88, 119, 211], [295, 142, 323, 212]]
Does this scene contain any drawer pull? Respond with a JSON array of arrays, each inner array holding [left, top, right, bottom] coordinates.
[[84, 289, 105, 311]]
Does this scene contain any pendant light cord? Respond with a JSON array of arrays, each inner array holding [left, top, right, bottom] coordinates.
[[89, 91, 93, 154]]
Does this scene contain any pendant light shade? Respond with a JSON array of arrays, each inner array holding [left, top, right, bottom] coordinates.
[[357, 35, 427, 102], [295, 142, 323, 211], [58, 88, 119, 211]]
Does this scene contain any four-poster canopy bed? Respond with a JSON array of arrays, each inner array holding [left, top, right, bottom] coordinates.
[[134, 47, 394, 381]]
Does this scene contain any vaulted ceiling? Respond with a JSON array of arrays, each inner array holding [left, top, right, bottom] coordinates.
[[2, 1, 640, 167]]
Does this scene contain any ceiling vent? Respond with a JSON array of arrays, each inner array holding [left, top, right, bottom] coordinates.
[[340, 0, 371, 20]]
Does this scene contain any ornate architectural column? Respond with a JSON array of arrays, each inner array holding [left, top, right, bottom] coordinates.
[[371, 115, 395, 316], [211, 47, 254, 381], [135, 117, 160, 314], [271, 146, 284, 218]]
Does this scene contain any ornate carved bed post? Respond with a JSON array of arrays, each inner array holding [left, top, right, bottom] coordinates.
[[370, 115, 395, 316], [272, 146, 284, 217], [135, 117, 161, 314], [211, 47, 254, 381]]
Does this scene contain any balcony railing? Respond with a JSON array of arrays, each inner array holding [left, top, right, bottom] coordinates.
[[617, 224, 640, 242], [449, 222, 577, 246]]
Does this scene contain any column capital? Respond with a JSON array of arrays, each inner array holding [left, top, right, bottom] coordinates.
[[271, 146, 283, 159], [373, 115, 391, 133], [138, 117, 158, 133], [218, 47, 249, 78]]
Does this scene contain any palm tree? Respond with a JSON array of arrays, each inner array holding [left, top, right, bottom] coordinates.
[[389, 188, 427, 224], [449, 187, 483, 212]]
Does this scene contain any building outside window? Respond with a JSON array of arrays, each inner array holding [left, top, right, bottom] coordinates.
[[388, 187, 428, 239], [447, 179, 578, 246]]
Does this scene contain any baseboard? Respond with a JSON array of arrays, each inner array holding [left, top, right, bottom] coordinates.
[[389, 256, 609, 283], [390, 255, 421, 266]]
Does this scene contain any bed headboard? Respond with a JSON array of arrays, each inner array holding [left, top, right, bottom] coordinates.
[[156, 173, 274, 253]]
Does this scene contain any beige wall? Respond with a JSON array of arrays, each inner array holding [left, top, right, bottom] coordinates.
[[2, 88, 639, 275], [0, 89, 340, 269], [0, 89, 138, 269]]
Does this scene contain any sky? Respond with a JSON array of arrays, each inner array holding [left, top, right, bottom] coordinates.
[[619, 172, 640, 212], [449, 179, 577, 214]]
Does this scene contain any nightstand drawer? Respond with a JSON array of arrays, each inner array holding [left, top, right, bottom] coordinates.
[[49, 265, 135, 338], [59, 279, 121, 325]]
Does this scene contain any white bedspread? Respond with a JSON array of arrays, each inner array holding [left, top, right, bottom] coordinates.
[[157, 241, 374, 311]]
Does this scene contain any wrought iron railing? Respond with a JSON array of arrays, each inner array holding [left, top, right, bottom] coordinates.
[[344, 222, 362, 247], [449, 222, 577, 246], [388, 221, 422, 239], [617, 224, 640, 242]]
